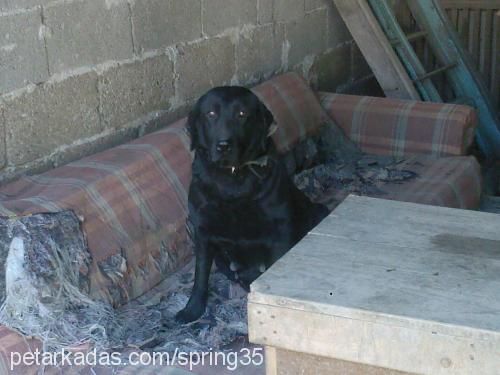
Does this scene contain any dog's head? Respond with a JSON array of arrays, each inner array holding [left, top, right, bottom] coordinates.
[[187, 86, 274, 168]]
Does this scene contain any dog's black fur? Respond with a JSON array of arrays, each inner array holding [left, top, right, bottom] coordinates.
[[175, 86, 329, 323]]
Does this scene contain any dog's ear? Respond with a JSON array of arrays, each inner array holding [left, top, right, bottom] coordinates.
[[257, 101, 275, 150], [187, 103, 201, 151]]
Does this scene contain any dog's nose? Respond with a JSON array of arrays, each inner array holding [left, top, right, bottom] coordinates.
[[216, 140, 232, 153]]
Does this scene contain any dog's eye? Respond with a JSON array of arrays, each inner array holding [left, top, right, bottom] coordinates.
[[206, 110, 217, 118], [238, 110, 247, 118]]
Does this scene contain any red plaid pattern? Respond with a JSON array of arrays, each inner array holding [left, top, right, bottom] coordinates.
[[252, 72, 327, 152], [317, 92, 478, 157], [0, 119, 193, 307], [385, 156, 481, 208]]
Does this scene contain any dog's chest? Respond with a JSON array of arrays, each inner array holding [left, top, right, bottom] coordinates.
[[189, 158, 294, 243], [200, 200, 284, 240]]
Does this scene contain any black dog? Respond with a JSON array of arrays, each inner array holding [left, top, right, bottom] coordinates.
[[175, 86, 329, 323]]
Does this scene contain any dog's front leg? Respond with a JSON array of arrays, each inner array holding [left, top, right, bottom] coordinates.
[[175, 240, 214, 323]]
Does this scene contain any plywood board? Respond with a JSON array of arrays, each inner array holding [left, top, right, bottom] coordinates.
[[332, 0, 420, 100], [249, 196, 500, 374]]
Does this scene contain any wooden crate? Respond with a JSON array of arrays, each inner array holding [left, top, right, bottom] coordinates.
[[248, 196, 500, 374]]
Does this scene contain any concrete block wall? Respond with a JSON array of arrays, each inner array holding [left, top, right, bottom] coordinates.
[[0, 0, 373, 184]]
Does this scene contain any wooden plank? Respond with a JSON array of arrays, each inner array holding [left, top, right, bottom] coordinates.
[[273, 349, 411, 375], [323, 195, 500, 235], [413, 62, 457, 81], [368, 0, 442, 101], [457, 8, 469, 42], [254, 234, 500, 319], [265, 346, 278, 375], [491, 11, 499, 107], [310, 213, 500, 255], [479, 9, 493, 84], [449, 8, 459, 27], [332, 0, 420, 100], [468, 9, 481, 65], [445, 8, 451, 20], [250, 197, 500, 331], [440, 0, 500, 10], [248, 302, 500, 375], [392, 0, 413, 32]]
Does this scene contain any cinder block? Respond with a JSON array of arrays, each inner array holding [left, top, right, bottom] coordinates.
[[237, 24, 285, 83], [0, 9, 49, 94], [131, 0, 201, 53], [3, 72, 101, 166], [327, 2, 351, 47], [305, 0, 327, 12], [177, 36, 235, 100], [309, 44, 351, 92], [0, 0, 51, 11], [257, 0, 273, 24], [99, 54, 175, 130], [44, 0, 133, 74], [203, 0, 257, 36], [0, 106, 5, 169], [273, 0, 304, 23], [287, 9, 327, 67]]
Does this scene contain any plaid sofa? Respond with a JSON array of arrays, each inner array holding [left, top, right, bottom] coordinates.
[[317, 92, 481, 208], [0, 72, 481, 373]]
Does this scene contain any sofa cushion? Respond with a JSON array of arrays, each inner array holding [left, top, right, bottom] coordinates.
[[252, 72, 328, 152], [314, 155, 481, 210], [318, 92, 477, 157], [384, 156, 481, 209]]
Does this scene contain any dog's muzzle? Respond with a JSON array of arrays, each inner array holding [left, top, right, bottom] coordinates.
[[216, 140, 232, 154]]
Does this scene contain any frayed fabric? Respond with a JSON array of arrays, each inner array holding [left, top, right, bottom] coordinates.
[[0, 213, 247, 353]]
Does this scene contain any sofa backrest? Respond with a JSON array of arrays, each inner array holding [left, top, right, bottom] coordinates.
[[318, 92, 477, 157], [252, 72, 326, 152]]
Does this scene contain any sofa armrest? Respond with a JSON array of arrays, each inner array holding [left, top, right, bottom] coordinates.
[[317, 92, 477, 157], [0, 118, 193, 307]]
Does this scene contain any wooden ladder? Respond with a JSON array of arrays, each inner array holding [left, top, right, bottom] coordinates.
[[333, 0, 500, 159]]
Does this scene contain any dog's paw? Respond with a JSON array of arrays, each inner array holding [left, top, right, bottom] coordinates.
[[174, 306, 204, 324]]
